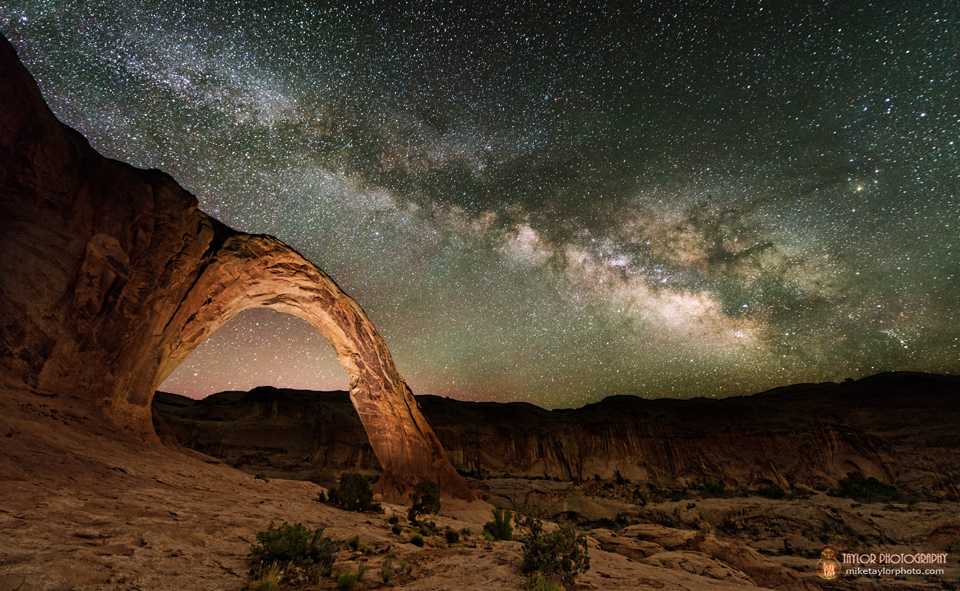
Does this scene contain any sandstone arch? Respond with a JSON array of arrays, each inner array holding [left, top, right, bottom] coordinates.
[[0, 36, 472, 501], [154, 232, 474, 500]]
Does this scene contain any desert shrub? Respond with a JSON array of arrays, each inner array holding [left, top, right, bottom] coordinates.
[[418, 521, 439, 537], [409, 532, 424, 547], [835, 474, 901, 503], [379, 556, 396, 584], [460, 526, 472, 536], [407, 477, 441, 524], [316, 490, 327, 503], [251, 522, 326, 565], [392, 524, 402, 535], [248, 563, 282, 591], [521, 521, 590, 585], [255, 473, 269, 483], [517, 505, 546, 523], [249, 522, 338, 583], [524, 573, 566, 591], [515, 505, 546, 539], [444, 528, 460, 544], [388, 515, 400, 525], [756, 483, 786, 499], [335, 571, 358, 589], [335, 563, 367, 588], [329, 472, 382, 513], [615, 470, 627, 486], [346, 535, 360, 551], [483, 506, 513, 541]]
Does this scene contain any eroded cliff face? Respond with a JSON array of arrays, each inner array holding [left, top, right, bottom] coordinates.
[[156, 373, 960, 498], [0, 36, 471, 501], [428, 372, 958, 495]]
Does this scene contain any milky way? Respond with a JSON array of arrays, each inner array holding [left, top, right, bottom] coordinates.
[[3, 2, 958, 406]]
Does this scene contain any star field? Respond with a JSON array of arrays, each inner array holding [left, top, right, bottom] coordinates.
[[3, 1, 958, 407]]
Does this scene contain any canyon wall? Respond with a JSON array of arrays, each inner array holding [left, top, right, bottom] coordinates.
[[156, 373, 960, 498]]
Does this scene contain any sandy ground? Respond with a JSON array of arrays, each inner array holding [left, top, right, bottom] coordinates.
[[0, 383, 751, 590], [2, 382, 956, 590]]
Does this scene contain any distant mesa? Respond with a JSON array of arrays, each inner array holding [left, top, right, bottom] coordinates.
[[0, 36, 470, 502]]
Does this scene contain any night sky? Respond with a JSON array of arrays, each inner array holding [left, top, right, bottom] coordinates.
[[2, 2, 958, 407]]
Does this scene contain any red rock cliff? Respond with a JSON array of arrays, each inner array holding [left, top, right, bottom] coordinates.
[[0, 36, 471, 502]]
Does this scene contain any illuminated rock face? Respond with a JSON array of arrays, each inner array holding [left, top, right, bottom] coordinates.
[[0, 37, 471, 502]]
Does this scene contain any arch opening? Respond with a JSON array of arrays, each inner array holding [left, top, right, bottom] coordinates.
[[160, 308, 350, 399]]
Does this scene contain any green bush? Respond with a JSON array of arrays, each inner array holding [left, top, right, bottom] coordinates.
[[329, 472, 383, 513], [523, 573, 565, 591], [407, 477, 441, 524], [521, 521, 590, 585], [409, 532, 424, 547], [391, 524, 402, 535], [418, 522, 437, 537], [483, 506, 513, 541], [388, 515, 400, 525], [380, 556, 395, 584], [249, 522, 338, 582], [516, 505, 546, 538], [346, 535, 360, 551], [444, 528, 460, 544], [248, 563, 282, 591], [335, 563, 368, 588], [250, 522, 326, 565], [335, 571, 358, 590]]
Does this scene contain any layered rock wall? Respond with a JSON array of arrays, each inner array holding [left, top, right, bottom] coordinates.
[[157, 373, 960, 497]]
